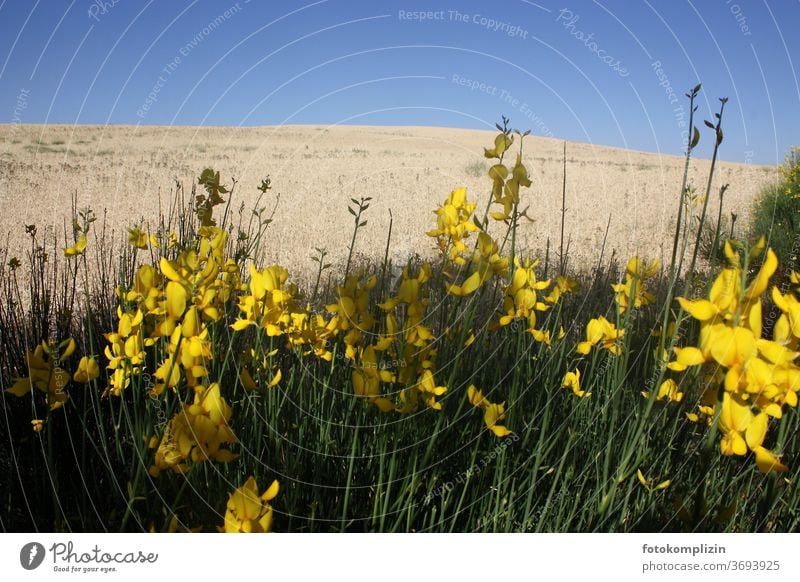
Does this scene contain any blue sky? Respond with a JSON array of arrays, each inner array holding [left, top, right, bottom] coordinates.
[[1, 0, 798, 163]]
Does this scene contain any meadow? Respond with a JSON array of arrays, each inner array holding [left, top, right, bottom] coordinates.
[[2, 93, 799, 533]]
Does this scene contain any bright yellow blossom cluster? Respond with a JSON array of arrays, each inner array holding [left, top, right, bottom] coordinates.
[[641, 378, 684, 403], [349, 263, 449, 413], [105, 227, 238, 395], [613, 256, 658, 315], [488, 153, 532, 222], [104, 306, 147, 396], [482, 129, 533, 223], [426, 187, 479, 266], [444, 231, 509, 297], [233, 263, 335, 365], [326, 274, 377, 360], [6, 339, 75, 410], [497, 257, 553, 343], [148, 383, 238, 477], [426, 187, 508, 298], [543, 274, 580, 305], [670, 240, 799, 473], [576, 316, 625, 356]]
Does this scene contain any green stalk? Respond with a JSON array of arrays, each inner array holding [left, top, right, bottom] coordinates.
[[340, 424, 359, 530], [686, 98, 728, 291], [709, 184, 729, 268]]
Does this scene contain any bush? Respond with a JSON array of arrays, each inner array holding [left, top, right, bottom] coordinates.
[[750, 147, 800, 271]]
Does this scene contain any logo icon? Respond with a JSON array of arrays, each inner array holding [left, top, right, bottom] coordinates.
[[20, 542, 46, 570]]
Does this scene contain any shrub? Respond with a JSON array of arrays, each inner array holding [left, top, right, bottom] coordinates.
[[750, 147, 800, 272]]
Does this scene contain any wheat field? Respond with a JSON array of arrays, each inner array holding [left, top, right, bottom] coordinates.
[[0, 124, 775, 277]]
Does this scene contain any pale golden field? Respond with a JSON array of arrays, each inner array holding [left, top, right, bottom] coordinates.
[[0, 123, 777, 279]]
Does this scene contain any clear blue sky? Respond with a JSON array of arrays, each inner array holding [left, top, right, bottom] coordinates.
[[1, 0, 798, 163]]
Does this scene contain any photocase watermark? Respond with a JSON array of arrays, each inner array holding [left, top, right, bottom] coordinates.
[[498, 88, 555, 138], [651, 61, 689, 144], [450, 10, 529, 38], [19, 542, 46, 571], [397, 9, 447, 22], [136, 1, 248, 119], [725, 0, 752, 36], [450, 74, 555, 138], [555, 8, 629, 77], [317, 335, 407, 370], [143, 372, 170, 430], [425, 432, 520, 502], [10, 88, 30, 133], [398, 9, 528, 38], [19, 541, 157, 573], [451, 73, 500, 97], [87, 0, 122, 22], [50, 541, 157, 573]]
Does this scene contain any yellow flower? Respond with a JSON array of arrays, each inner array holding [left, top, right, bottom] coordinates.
[[5, 342, 71, 410], [669, 243, 799, 475], [415, 369, 448, 411], [103, 307, 146, 394], [483, 402, 512, 437], [466, 384, 511, 435], [718, 393, 765, 457], [562, 369, 589, 398], [484, 132, 513, 159], [467, 384, 487, 407], [148, 383, 238, 477], [544, 275, 580, 304], [221, 477, 279, 533], [325, 273, 377, 358], [31, 419, 44, 433], [351, 345, 395, 412], [73, 356, 100, 383], [128, 227, 149, 249], [64, 234, 87, 257], [489, 153, 531, 221], [613, 256, 658, 315], [445, 231, 508, 297], [753, 446, 788, 474], [636, 469, 671, 492], [576, 316, 624, 356], [446, 271, 482, 297], [772, 286, 800, 344], [497, 257, 551, 337], [426, 187, 478, 241], [642, 379, 683, 403]]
